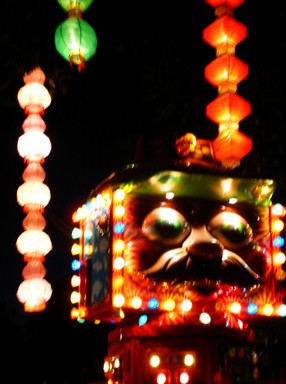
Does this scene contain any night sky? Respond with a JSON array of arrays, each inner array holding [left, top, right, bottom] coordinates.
[[1, 0, 286, 382]]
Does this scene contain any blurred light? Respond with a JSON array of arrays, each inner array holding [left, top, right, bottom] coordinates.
[[114, 189, 125, 201], [71, 243, 81, 255], [70, 291, 80, 304], [148, 298, 159, 310], [277, 304, 286, 317], [181, 299, 192, 312], [262, 304, 274, 316], [273, 236, 284, 247], [272, 219, 284, 232], [272, 203, 285, 216], [114, 222, 125, 234], [162, 298, 176, 311], [156, 373, 167, 384], [131, 296, 142, 309], [71, 227, 82, 239], [113, 294, 125, 307], [229, 301, 242, 314], [71, 259, 81, 271], [113, 239, 125, 253], [71, 275, 80, 287], [114, 205, 125, 218], [150, 354, 160, 368], [199, 311, 211, 324], [113, 256, 125, 270], [138, 314, 148, 326], [184, 353, 195, 367], [274, 251, 286, 265], [247, 303, 258, 315], [179, 372, 190, 384]]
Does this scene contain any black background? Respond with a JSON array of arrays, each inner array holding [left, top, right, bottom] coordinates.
[[1, 1, 286, 382]]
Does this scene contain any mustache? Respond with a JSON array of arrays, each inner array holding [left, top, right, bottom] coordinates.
[[141, 248, 264, 286]]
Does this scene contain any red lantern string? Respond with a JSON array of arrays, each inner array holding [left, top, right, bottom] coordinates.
[[203, 0, 252, 169]]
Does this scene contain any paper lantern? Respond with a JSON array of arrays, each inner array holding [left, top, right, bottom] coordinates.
[[22, 113, 46, 133], [16, 229, 52, 261], [17, 131, 52, 161], [206, 92, 251, 124], [16, 278, 52, 312], [203, 15, 247, 54], [16, 67, 53, 312], [204, 0, 245, 8], [17, 181, 51, 210], [17, 82, 51, 114], [55, 17, 97, 68], [57, 0, 94, 12], [22, 211, 46, 231], [212, 129, 252, 168], [22, 260, 46, 280], [22, 161, 46, 182], [204, 54, 248, 93]]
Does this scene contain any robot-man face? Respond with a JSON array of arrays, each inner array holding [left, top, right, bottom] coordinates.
[[79, 166, 282, 324], [123, 195, 270, 294]]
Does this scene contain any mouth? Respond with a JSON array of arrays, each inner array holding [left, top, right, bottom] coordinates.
[[141, 248, 264, 291]]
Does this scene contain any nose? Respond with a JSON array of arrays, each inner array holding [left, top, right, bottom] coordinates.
[[182, 227, 224, 261]]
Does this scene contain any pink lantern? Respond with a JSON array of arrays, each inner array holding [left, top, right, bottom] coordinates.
[[16, 278, 52, 312], [22, 113, 46, 133], [22, 161, 46, 183], [22, 211, 46, 231], [22, 260, 46, 280]]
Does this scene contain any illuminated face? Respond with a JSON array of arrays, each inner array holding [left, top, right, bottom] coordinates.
[[124, 196, 270, 294]]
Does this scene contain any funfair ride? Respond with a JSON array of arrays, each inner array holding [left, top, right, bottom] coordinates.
[[70, 1, 286, 383]]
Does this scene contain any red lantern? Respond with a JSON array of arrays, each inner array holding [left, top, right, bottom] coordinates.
[[203, 15, 247, 53], [204, 0, 245, 8], [204, 54, 248, 91], [206, 92, 251, 124], [212, 129, 252, 168]]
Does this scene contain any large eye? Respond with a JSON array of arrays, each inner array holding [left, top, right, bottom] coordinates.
[[142, 207, 191, 246], [208, 211, 253, 249]]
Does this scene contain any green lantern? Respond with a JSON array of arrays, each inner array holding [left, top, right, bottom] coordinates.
[[57, 0, 94, 13], [55, 17, 97, 70]]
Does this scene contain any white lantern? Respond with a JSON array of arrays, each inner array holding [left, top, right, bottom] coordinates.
[[17, 181, 51, 210], [17, 131, 51, 161], [17, 278, 52, 312], [16, 229, 52, 260], [17, 82, 51, 114]]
